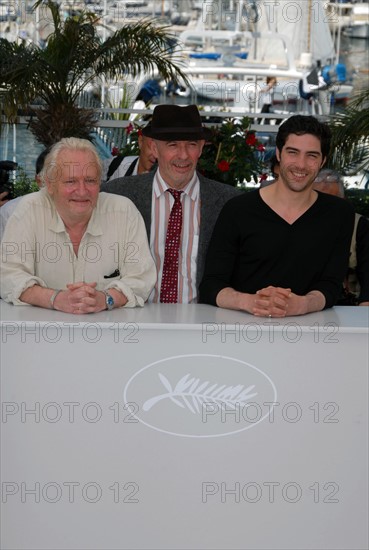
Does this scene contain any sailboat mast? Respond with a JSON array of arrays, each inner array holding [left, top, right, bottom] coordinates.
[[307, 0, 312, 53]]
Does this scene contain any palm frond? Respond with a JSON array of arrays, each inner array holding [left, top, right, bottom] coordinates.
[[329, 88, 369, 173], [0, 0, 186, 144], [33, 0, 60, 32], [95, 20, 187, 85], [29, 104, 96, 146]]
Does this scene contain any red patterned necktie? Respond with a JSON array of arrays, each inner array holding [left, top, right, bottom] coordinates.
[[160, 189, 183, 303]]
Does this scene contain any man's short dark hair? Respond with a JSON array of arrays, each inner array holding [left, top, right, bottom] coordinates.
[[36, 148, 51, 175], [276, 115, 331, 160]]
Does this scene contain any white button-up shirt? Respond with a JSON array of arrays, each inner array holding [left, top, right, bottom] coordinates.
[[0, 189, 156, 307], [149, 170, 200, 303]]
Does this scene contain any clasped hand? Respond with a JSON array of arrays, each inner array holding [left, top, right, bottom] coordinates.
[[55, 282, 106, 314], [253, 286, 292, 318]]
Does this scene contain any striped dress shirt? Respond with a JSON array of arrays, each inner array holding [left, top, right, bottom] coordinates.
[[149, 169, 200, 303]]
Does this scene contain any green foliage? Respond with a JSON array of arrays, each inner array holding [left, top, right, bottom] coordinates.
[[13, 168, 39, 198], [197, 117, 266, 186], [111, 122, 143, 157], [111, 117, 267, 186], [330, 88, 369, 174], [107, 86, 135, 122], [29, 103, 97, 146]]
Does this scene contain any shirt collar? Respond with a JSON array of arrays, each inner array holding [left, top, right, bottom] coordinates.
[[46, 190, 103, 236], [153, 169, 200, 201]]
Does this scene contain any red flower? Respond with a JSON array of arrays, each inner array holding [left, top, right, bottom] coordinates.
[[111, 147, 120, 156], [257, 144, 265, 152], [245, 133, 257, 146], [259, 173, 268, 182], [217, 160, 230, 172], [126, 123, 134, 134]]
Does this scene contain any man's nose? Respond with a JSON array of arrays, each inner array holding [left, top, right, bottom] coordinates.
[[294, 154, 308, 168], [177, 144, 190, 158], [74, 179, 89, 192]]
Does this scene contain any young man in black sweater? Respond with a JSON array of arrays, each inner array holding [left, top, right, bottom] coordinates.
[[199, 115, 355, 317]]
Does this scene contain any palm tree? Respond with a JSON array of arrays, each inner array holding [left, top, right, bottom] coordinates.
[[329, 88, 369, 177], [0, 0, 186, 146]]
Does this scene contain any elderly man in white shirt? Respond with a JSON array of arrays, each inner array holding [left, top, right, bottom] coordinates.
[[0, 137, 156, 313]]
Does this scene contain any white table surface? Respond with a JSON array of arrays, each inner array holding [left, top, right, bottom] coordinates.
[[1, 300, 368, 332], [1, 301, 368, 550]]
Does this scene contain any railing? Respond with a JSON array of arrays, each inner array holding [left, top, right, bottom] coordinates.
[[76, 89, 326, 152], [91, 106, 287, 154], [0, 102, 317, 163]]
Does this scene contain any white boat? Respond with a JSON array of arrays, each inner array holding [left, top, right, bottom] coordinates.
[[177, 30, 305, 109], [345, 171, 369, 189], [324, 2, 355, 32], [343, 3, 369, 38], [0, 2, 18, 22], [169, 0, 353, 116]]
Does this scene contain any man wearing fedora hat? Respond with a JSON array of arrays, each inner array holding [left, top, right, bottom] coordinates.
[[102, 104, 240, 303]]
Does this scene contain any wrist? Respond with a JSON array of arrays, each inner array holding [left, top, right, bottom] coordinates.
[[240, 293, 255, 313], [298, 295, 308, 315], [50, 289, 62, 310], [102, 288, 128, 310], [216, 287, 254, 313], [102, 289, 114, 310], [304, 291, 325, 313], [108, 288, 128, 308]]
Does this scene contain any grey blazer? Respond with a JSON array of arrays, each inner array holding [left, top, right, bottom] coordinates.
[[101, 171, 241, 290]]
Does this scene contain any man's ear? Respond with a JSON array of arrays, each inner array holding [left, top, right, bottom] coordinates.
[[321, 157, 327, 169], [45, 178, 54, 195], [198, 139, 205, 155], [276, 148, 281, 162], [151, 140, 159, 157]]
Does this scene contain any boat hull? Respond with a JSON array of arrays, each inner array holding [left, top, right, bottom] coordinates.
[[343, 24, 369, 39]]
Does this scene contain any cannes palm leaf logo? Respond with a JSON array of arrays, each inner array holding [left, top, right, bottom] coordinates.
[[142, 373, 258, 414]]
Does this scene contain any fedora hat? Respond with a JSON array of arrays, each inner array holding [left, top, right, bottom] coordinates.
[[142, 104, 212, 141]]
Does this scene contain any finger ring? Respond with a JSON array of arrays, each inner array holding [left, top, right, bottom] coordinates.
[[268, 314, 272, 318]]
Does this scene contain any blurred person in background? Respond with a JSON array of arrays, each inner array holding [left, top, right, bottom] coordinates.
[[313, 168, 369, 306], [0, 149, 49, 241], [104, 132, 156, 183]]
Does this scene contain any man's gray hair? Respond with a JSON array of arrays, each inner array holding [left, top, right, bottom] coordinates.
[[39, 137, 102, 185]]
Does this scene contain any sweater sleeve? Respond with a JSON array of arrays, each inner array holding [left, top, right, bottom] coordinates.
[[307, 200, 355, 308]]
